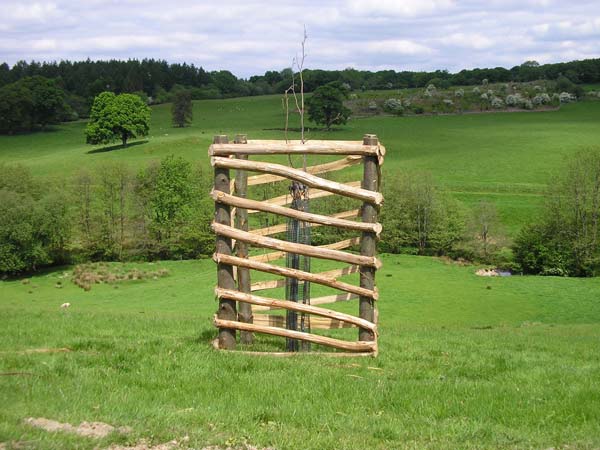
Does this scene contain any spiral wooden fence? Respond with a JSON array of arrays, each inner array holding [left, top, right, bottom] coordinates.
[[210, 134, 385, 356]]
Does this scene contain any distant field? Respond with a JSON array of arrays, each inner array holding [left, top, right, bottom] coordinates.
[[1, 94, 599, 236], [1, 255, 600, 449]]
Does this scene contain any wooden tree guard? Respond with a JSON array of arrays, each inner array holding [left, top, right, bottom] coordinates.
[[210, 135, 384, 356]]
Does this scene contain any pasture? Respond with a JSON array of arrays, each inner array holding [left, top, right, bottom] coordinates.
[[2, 94, 600, 448], [1, 96, 600, 236], [1, 255, 600, 449]]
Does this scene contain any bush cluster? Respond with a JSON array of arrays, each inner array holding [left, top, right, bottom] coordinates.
[[0, 157, 214, 275], [513, 149, 600, 276]]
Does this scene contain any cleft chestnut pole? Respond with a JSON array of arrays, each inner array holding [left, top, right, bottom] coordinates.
[[213, 135, 236, 349], [359, 134, 380, 342]]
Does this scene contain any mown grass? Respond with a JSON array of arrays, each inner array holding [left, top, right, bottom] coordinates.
[[1, 255, 600, 449], [1, 94, 600, 238]]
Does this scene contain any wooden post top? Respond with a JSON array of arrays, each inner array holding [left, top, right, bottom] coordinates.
[[234, 134, 248, 144], [363, 134, 378, 145], [213, 135, 229, 144]]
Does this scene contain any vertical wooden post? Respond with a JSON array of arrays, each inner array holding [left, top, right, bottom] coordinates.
[[234, 134, 254, 345], [214, 134, 237, 349], [359, 134, 379, 342]]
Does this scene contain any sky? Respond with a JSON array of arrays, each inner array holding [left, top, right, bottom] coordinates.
[[0, 0, 599, 78]]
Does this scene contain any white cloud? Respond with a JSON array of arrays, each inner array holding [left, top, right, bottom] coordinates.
[[0, 0, 598, 76], [443, 33, 495, 50], [7, 2, 58, 21], [363, 40, 434, 56], [348, 0, 455, 17]]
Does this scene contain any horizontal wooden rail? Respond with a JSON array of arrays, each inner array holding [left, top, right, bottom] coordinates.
[[251, 278, 286, 292], [248, 181, 361, 212], [250, 265, 359, 292], [212, 191, 378, 235], [213, 347, 375, 357], [212, 157, 383, 205], [249, 237, 361, 263], [214, 253, 378, 300], [216, 288, 376, 332], [214, 316, 376, 352], [247, 155, 362, 186], [252, 292, 359, 311], [241, 139, 385, 158], [249, 209, 360, 237], [253, 314, 356, 330], [210, 140, 381, 156], [213, 222, 381, 268], [215, 192, 375, 240], [311, 292, 359, 306]]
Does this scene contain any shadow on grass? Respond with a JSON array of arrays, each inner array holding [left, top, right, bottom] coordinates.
[[87, 140, 148, 154], [262, 127, 344, 132]]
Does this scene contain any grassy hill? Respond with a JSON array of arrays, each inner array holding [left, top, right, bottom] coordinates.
[[1, 255, 600, 449], [2, 94, 600, 448], [1, 95, 599, 236]]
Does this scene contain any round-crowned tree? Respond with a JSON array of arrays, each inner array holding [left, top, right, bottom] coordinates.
[[85, 92, 150, 147], [306, 81, 351, 131]]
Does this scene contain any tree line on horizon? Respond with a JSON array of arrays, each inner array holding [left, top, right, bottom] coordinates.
[[1, 57, 599, 118]]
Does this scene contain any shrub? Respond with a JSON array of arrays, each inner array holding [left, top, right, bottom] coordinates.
[[559, 92, 576, 103], [0, 165, 71, 274], [383, 98, 403, 115], [454, 89, 464, 98], [380, 172, 465, 255], [491, 97, 504, 108], [506, 93, 526, 107], [513, 149, 600, 276], [533, 93, 551, 105], [424, 84, 436, 97]]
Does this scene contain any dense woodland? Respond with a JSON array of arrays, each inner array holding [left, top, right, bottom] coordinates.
[[0, 57, 599, 120]]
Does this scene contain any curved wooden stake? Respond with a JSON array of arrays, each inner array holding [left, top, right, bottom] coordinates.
[[212, 222, 381, 268], [213, 316, 376, 353], [211, 157, 383, 205], [212, 191, 380, 235], [247, 181, 361, 212], [247, 155, 362, 186], [213, 253, 378, 300], [216, 288, 377, 332]]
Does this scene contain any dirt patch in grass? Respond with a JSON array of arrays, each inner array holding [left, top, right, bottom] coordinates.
[[106, 440, 274, 450], [106, 439, 181, 450], [19, 347, 71, 355], [24, 417, 131, 439]]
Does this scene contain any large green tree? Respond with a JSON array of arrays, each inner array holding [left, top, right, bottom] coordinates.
[[85, 92, 150, 147], [306, 81, 351, 130]]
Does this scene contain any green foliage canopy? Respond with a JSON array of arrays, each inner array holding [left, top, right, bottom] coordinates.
[[306, 81, 351, 130], [514, 149, 600, 276], [0, 164, 71, 274], [0, 76, 67, 134], [85, 92, 150, 146]]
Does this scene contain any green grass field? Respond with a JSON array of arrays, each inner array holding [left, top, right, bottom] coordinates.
[[1, 95, 599, 235], [1, 255, 600, 449], [2, 94, 600, 448]]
